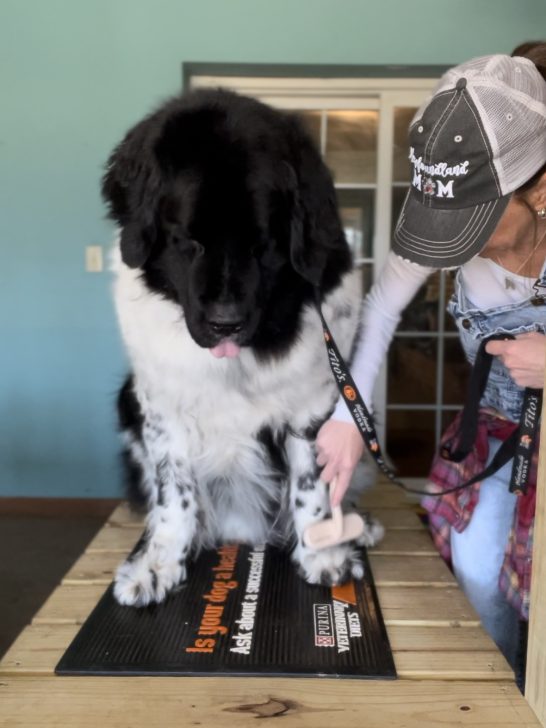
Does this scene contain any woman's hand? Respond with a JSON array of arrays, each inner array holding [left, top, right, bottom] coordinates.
[[485, 332, 546, 388], [315, 419, 365, 507]]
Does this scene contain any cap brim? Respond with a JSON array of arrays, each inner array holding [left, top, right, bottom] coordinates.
[[392, 191, 512, 268]]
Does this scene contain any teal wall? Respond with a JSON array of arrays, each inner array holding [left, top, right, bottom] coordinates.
[[2, 0, 546, 497]]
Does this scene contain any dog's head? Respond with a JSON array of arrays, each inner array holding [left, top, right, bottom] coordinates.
[[102, 89, 352, 358]]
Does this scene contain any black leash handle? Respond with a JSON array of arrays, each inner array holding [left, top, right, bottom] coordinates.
[[315, 292, 540, 498], [441, 333, 515, 462], [440, 331, 542, 496]]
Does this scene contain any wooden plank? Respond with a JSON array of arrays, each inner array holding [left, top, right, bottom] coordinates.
[[526, 386, 546, 726], [86, 523, 434, 556], [86, 524, 141, 553], [387, 624, 498, 652], [366, 507, 425, 530], [106, 503, 425, 531], [360, 482, 416, 508], [395, 650, 512, 680], [369, 554, 456, 587], [62, 552, 121, 584], [0, 624, 505, 679], [0, 623, 501, 677], [378, 586, 480, 626], [76, 550, 463, 589], [0, 677, 538, 727], [63, 559, 457, 589], [31, 585, 105, 625], [0, 624, 80, 675], [373, 528, 436, 555], [64, 550, 450, 588], [111, 500, 397, 529], [31, 580, 478, 628]]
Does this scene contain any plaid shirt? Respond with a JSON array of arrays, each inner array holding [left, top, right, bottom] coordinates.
[[422, 409, 538, 620]]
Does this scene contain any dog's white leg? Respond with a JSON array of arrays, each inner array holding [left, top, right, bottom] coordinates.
[[286, 435, 382, 586], [114, 416, 198, 607], [114, 459, 197, 607]]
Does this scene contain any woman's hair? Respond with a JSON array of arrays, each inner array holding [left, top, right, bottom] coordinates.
[[512, 42, 546, 194], [511, 41, 546, 81]]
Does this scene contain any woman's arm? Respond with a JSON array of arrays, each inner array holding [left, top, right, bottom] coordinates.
[[317, 251, 433, 505]]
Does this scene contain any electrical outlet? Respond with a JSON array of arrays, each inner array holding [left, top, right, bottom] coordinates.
[[86, 245, 103, 272]]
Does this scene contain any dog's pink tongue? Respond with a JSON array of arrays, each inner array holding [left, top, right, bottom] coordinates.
[[210, 340, 241, 358]]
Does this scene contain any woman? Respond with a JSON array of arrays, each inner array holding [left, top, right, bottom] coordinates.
[[316, 47, 546, 666]]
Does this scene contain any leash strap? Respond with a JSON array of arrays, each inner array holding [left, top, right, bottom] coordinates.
[[509, 387, 542, 495], [315, 297, 397, 484], [440, 334, 511, 462], [439, 331, 541, 496], [315, 292, 541, 497]]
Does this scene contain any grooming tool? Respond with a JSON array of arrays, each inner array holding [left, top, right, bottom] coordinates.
[[303, 478, 365, 549]]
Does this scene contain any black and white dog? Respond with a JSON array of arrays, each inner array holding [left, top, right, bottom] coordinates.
[[103, 89, 383, 607]]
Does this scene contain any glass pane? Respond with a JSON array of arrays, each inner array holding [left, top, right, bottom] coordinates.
[[393, 107, 418, 182], [357, 262, 374, 297], [325, 110, 378, 184], [295, 110, 322, 150], [387, 409, 436, 476], [443, 337, 470, 405], [398, 271, 441, 333], [388, 337, 438, 405], [442, 408, 462, 433], [391, 185, 408, 235], [336, 188, 374, 260]]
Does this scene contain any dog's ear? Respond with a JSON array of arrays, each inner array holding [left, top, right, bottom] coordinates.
[[102, 121, 164, 268], [287, 130, 351, 290]]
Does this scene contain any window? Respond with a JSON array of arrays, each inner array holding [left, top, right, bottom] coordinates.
[[186, 65, 467, 474]]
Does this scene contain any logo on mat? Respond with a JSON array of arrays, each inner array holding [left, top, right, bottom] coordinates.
[[343, 385, 356, 401], [520, 434, 532, 449], [313, 604, 335, 647]]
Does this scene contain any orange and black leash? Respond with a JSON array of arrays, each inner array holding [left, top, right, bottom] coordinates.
[[315, 292, 541, 498]]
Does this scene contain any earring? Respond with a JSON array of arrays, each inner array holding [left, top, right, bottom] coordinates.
[[538, 208, 546, 219]]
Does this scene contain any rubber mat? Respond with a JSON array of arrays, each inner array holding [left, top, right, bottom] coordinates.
[[56, 543, 396, 678]]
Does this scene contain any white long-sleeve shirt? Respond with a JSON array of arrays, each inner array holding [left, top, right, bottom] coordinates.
[[332, 250, 541, 422]]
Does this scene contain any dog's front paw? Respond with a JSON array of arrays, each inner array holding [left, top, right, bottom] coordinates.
[[113, 551, 187, 607], [294, 543, 364, 587], [356, 513, 385, 548]]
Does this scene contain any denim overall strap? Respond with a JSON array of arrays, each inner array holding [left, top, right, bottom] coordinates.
[[448, 258, 546, 422]]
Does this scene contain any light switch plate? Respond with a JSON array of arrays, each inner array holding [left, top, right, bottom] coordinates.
[[86, 246, 103, 272]]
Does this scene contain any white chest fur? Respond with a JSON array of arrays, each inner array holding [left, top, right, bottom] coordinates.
[[112, 247, 361, 483]]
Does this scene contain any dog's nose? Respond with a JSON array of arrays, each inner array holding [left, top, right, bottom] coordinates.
[[207, 304, 244, 337], [209, 320, 243, 337]]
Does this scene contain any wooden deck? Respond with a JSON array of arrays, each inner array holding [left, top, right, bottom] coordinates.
[[0, 482, 540, 727]]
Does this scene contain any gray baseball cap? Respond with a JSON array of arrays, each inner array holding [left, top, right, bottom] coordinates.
[[393, 54, 546, 268]]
